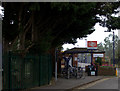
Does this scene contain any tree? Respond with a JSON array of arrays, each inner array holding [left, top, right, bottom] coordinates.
[[98, 2, 120, 65], [97, 42, 104, 51], [97, 34, 119, 64], [2, 2, 120, 55], [104, 34, 118, 59], [98, 2, 120, 31]]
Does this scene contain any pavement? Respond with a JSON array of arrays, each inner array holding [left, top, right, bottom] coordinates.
[[28, 75, 113, 90]]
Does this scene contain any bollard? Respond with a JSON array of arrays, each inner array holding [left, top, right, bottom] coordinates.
[[116, 68, 118, 77]]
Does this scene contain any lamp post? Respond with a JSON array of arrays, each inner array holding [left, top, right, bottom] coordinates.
[[118, 30, 120, 66], [113, 31, 115, 67]]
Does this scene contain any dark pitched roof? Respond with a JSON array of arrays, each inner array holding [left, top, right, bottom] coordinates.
[[63, 47, 105, 54]]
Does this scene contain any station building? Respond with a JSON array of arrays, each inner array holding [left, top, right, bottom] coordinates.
[[61, 47, 105, 69]]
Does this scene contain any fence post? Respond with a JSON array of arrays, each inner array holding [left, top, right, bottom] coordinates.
[[39, 55, 41, 86], [47, 55, 50, 84]]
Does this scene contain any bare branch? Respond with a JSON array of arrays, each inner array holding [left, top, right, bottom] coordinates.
[[24, 17, 32, 31], [25, 43, 34, 53]]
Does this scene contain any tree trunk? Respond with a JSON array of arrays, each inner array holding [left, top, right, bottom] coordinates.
[[32, 11, 38, 42], [2, 38, 9, 54], [18, 3, 25, 51], [19, 33, 25, 50]]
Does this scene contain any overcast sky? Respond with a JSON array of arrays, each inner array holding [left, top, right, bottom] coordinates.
[[62, 8, 120, 51], [0, 6, 3, 14], [62, 23, 118, 51]]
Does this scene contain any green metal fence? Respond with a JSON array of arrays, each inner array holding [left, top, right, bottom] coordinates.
[[3, 52, 52, 90]]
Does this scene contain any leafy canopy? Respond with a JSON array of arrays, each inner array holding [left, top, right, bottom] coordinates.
[[2, 2, 120, 53]]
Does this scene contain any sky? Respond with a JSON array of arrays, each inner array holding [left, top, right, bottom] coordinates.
[[0, 6, 3, 14], [0, 6, 4, 19], [62, 23, 118, 51], [62, 8, 120, 51]]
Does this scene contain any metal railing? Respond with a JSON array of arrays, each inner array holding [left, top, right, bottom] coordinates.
[[2, 52, 52, 90]]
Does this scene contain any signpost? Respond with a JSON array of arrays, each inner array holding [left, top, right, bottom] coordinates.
[[87, 41, 98, 76], [87, 41, 97, 64]]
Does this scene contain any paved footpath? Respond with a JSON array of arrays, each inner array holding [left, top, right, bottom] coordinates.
[[28, 76, 112, 90]]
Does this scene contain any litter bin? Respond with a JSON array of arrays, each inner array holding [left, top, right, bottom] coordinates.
[[88, 65, 96, 76]]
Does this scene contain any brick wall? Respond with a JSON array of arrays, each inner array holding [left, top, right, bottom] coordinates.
[[98, 66, 116, 76]]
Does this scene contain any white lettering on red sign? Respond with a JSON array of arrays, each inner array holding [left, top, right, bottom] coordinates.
[[87, 41, 97, 47]]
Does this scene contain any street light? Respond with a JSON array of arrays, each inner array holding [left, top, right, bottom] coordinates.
[[104, 30, 115, 67]]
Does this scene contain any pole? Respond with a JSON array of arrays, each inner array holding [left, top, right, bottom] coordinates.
[[55, 48, 57, 81], [118, 13, 120, 67], [91, 50, 93, 65], [113, 31, 115, 67], [118, 30, 120, 67]]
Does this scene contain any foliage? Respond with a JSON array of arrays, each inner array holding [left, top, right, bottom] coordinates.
[[106, 16, 120, 30], [104, 34, 118, 59], [95, 57, 102, 66], [99, 2, 120, 30], [97, 42, 104, 51], [2, 2, 120, 54], [97, 34, 119, 64]]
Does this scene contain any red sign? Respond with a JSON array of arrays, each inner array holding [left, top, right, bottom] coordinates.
[[87, 41, 97, 47]]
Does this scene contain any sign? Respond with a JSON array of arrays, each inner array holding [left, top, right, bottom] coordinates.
[[118, 30, 120, 40], [91, 71, 95, 76], [87, 41, 97, 49], [74, 57, 77, 61], [93, 54, 104, 57]]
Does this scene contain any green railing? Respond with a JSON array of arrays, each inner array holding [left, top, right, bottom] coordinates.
[[3, 52, 52, 90]]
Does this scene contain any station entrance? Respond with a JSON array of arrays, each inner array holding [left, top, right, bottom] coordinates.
[[60, 48, 105, 78]]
